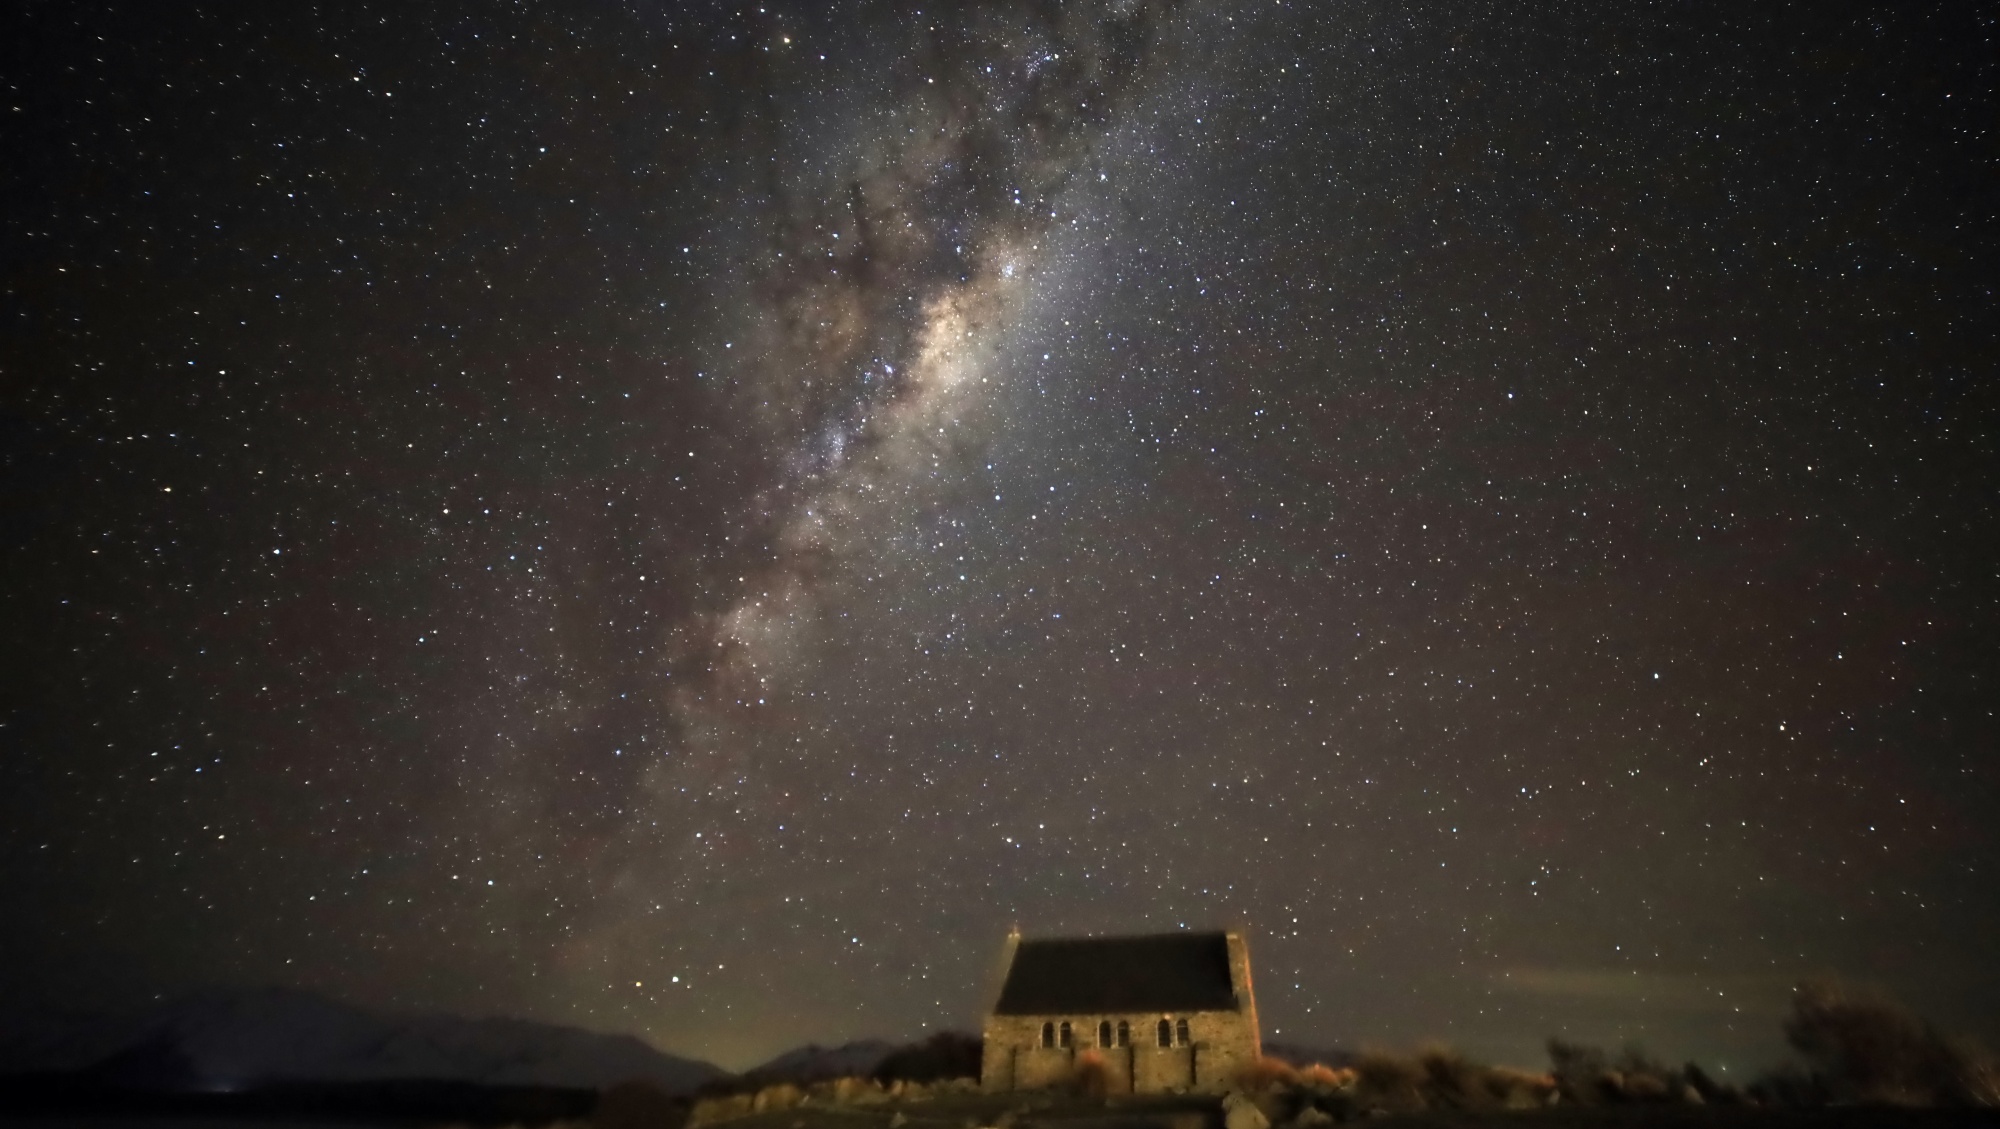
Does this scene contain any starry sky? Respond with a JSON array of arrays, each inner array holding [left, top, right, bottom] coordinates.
[[4, 0, 1995, 1077]]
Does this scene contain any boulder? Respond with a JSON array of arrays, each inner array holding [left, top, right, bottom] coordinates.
[[1222, 1092, 1271, 1129]]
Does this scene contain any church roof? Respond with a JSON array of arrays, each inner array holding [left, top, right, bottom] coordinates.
[[991, 932, 1240, 1015]]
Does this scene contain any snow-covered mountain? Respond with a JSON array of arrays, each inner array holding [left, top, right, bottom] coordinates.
[[0, 987, 725, 1093]]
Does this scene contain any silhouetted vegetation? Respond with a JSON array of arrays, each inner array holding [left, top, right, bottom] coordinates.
[[562, 980, 2000, 1127], [1775, 980, 1999, 1107], [595, 1078, 687, 1129], [1232, 1046, 1553, 1120], [872, 1030, 983, 1084], [1544, 1039, 1708, 1105]]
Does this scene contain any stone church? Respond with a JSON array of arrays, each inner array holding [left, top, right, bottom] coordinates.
[[980, 930, 1262, 1094]]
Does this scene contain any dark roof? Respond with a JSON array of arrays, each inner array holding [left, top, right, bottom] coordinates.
[[992, 932, 1239, 1015]]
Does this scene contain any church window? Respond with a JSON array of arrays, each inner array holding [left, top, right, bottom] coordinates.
[[1116, 1020, 1130, 1047], [1176, 1018, 1190, 1046], [1041, 1022, 1055, 1048], [1098, 1020, 1113, 1048], [1059, 1021, 1072, 1048], [1157, 1019, 1173, 1047]]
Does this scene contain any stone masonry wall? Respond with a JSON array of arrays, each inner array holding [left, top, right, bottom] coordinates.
[[982, 1008, 1258, 1094]]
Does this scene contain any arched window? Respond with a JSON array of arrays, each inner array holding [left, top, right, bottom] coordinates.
[[1098, 1020, 1113, 1048], [1176, 1018, 1191, 1046], [1059, 1021, 1072, 1048], [1157, 1019, 1173, 1047], [1041, 1022, 1055, 1048], [1116, 1020, 1130, 1047]]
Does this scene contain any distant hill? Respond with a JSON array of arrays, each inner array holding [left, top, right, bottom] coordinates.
[[0, 986, 725, 1094], [742, 1039, 898, 1085]]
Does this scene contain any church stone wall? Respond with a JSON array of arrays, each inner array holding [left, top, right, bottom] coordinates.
[[981, 930, 1264, 1095], [1133, 1044, 1197, 1092], [981, 1008, 1259, 1094]]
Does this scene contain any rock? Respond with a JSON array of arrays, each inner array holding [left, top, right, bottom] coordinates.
[[1222, 1092, 1270, 1129], [890, 1114, 908, 1128], [1291, 1108, 1334, 1128]]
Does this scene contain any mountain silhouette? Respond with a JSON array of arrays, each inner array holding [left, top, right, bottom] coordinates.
[[0, 986, 723, 1093], [742, 1039, 898, 1085]]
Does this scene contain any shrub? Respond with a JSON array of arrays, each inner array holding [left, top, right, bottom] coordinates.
[[686, 1093, 752, 1127], [1070, 1050, 1112, 1097], [1483, 1066, 1557, 1109], [1545, 1039, 1611, 1105], [1784, 979, 1999, 1106], [749, 1083, 803, 1113], [1748, 1063, 1827, 1108], [1296, 1063, 1355, 1090], [1411, 1046, 1493, 1110], [1351, 1050, 1426, 1112], [1235, 1056, 1300, 1092], [594, 1080, 681, 1129], [874, 1032, 983, 1084]]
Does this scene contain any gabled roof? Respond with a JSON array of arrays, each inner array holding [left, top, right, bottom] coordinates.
[[991, 932, 1239, 1015]]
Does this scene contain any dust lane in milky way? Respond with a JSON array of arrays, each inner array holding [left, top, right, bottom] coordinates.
[[3, 0, 1994, 1075]]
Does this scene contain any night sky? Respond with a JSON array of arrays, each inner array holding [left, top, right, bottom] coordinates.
[[5, 0, 1995, 1077]]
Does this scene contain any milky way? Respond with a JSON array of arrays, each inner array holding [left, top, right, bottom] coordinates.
[[6, 0, 1995, 1076], [671, 0, 1171, 751]]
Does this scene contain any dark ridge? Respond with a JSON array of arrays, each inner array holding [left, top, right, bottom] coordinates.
[[0, 1073, 598, 1126]]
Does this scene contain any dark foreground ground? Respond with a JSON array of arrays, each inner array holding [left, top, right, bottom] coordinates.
[[688, 1095, 2000, 1129], [3, 1088, 1998, 1129], [1358, 1110, 2000, 1129]]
